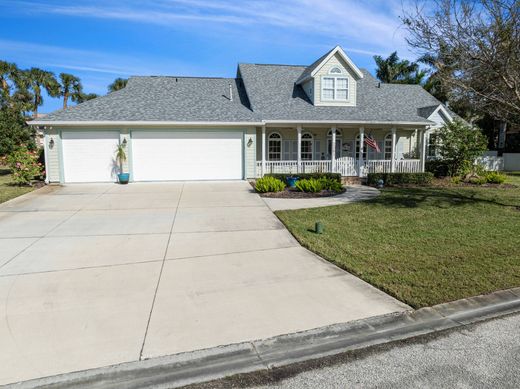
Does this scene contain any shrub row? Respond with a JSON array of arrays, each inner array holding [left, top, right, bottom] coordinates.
[[266, 172, 342, 184], [367, 172, 434, 186], [255, 176, 285, 193], [425, 160, 450, 177], [295, 177, 343, 193]]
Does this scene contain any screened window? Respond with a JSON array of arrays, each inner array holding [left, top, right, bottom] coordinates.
[[301, 133, 313, 161], [355, 134, 367, 160], [428, 133, 439, 157], [384, 133, 393, 160], [321, 76, 348, 101], [268, 132, 282, 161]]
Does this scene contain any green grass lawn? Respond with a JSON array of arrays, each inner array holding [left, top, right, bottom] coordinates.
[[0, 167, 35, 204], [276, 174, 520, 308]]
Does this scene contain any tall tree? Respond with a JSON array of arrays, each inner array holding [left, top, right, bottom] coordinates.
[[0, 60, 18, 97], [77, 92, 99, 103], [108, 77, 128, 93], [373, 51, 426, 84], [403, 0, 520, 125], [26, 68, 59, 118], [59, 73, 83, 109]]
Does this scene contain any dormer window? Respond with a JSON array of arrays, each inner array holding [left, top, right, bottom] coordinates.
[[322, 76, 348, 101], [329, 67, 342, 74]]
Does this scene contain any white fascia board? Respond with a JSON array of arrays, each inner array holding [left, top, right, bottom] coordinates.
[[27, 121, 264, 127], [263, 120, 433, 127], [311, 46, 364, 79], [430, 105, 453, 122]]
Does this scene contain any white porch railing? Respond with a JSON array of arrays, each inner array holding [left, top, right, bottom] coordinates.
[[256, 159, 422, 177]]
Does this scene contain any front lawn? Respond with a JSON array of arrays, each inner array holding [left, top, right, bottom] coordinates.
[[0, 167, 35, 204], [276, 177, 520, 308]]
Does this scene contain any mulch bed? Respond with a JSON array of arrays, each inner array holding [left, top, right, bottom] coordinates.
[[259, 187, 346, 198]]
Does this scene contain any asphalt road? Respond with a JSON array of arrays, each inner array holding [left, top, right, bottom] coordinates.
[[191, 313, 520, 389]]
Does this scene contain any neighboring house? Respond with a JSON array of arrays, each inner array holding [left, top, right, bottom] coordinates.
[[29, 46, 452, 184]]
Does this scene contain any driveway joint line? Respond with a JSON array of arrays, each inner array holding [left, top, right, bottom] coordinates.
[[139, 182, 185, 361], [0, 186, 113, 271], [165, 245, 301, 262]]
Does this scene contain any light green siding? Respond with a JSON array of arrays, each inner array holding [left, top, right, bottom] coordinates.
[[45, 128, 61, 183], [244, 127, 256, 179], [313, 53, 358, 107]]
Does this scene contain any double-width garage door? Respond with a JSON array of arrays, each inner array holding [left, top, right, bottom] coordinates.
[[131, 131, 243, 181]]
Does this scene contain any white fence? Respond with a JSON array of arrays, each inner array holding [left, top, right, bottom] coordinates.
[[504, 153, 520, 171], [256, 159, 422, 177], [476, 156, 504, 171]]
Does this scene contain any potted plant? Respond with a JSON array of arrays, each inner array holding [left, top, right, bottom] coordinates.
[[286, 166, 299, 188], [115, 143, 130, 184]]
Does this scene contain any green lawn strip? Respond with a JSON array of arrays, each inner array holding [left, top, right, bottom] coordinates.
[[0, 167, 34, 204], [276, 185, 520, 308]]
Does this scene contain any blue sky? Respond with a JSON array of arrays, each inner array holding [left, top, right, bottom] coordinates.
[[0, 0, 414, 113]]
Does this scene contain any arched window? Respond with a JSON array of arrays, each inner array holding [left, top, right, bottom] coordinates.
[[384, 133, 393, 160], [329, 67, 343, 74], [355, 134, 368, 160], [327, 129, 342, 158], [268, 132, 282, 161], [301, 133, 313, 161]]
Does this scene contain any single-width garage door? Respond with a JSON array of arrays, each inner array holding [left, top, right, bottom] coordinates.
[[62, 131, 120, 183], [131, 131, 243, 181]]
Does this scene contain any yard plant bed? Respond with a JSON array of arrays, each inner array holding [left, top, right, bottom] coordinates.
[[260, 187, 346, 198], [0, 167, 38, 204], [276, 174, 520, 308]]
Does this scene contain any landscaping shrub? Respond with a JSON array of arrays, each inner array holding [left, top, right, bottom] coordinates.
[[318, 177, 343, 192], [3, 145, 43, 185], [367, 172, 434, 186], [266, 173, 341, 185], [425, 160, 450, 177], [255, 176, 285, 193], [484, 171, 506, 184], [295, 178, 324, 193], [469, 176, 487, 185]]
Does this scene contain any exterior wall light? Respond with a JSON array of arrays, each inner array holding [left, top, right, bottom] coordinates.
[[122, 138, 127, 146], [247, 137, 253, 147], [49, 138, 55, 149]]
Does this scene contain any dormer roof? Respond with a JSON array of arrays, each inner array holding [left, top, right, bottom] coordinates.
[[295, 46, 364, 85]]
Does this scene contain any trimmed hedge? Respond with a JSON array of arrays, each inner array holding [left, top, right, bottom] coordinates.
[[367, 172, 434, 186], [425, 160, 450, 177], [266, 172, 342, 184]]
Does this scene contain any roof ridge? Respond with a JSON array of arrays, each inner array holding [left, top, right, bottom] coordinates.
[[239, 63, 307, 68], [129, 76, 236, 80]]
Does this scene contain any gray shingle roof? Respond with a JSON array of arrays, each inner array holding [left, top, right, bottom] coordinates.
[[36, 59, 446, 125], [238, 63, 443, 124], [40, 76, 257, 122], [294, 48, 334, 85]]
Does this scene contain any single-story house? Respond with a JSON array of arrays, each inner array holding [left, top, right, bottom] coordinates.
[[29, 46, 453, 183]]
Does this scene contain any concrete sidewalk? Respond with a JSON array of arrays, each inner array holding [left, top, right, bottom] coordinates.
[[0, 181, 407, 385]]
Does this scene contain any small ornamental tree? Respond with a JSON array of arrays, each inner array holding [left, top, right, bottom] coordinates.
[[4, 145, 43, 185], [437, 120, 487, 176]]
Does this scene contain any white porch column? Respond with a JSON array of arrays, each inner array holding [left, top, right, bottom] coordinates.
[[420, 128, 428, 172], [358, 127, 364, 177], [331, 126, 336, 173], [297, 125, 302, 173], [390, 127, 397, 173], [261, 125, 266, 177]]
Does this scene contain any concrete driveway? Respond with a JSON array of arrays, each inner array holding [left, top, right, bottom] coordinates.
[[0, 181, 408, 385]]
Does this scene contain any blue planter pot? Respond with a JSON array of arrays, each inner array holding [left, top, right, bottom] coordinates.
[[287, 176, 299, 188], [118, 173, 130, 185]]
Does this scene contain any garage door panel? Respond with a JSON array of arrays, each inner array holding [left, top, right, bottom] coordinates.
[[131, 131, 243, 181], [62, 131, 120, 183]]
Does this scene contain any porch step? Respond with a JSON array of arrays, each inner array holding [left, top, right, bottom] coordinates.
[[341, 176, 364, 185]]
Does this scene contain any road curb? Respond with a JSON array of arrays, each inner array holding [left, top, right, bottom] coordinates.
[[9, 287, 520, 389]]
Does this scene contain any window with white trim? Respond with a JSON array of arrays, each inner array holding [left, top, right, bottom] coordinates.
[[321, 76, 348, 101], [427, 133, 439, 157], [327, 129, 342, 158], [301, 133, 313, 161], [268, 132, 282, 161], [384, 133, 393, 160], [355, 134, 367, 160]]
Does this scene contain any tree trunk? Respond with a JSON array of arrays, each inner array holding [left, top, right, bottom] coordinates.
[[63, 91, 68, 109], [33, 95, 39, 118]]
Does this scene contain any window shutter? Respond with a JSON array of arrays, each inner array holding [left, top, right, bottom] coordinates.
[[397, 140, 404, 159], [314, 140, 321, 160], [283, 140, 291, 160], [291, 140, 297, 160]]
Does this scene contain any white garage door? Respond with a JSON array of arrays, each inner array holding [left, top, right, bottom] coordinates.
[[131, 131, 243, 181], [62, 131, 120, 183]]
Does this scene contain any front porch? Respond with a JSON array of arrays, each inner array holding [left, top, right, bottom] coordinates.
[[255, 125, 428, 177]]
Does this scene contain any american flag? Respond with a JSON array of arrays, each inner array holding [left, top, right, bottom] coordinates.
[[364, 135, 380, 152]]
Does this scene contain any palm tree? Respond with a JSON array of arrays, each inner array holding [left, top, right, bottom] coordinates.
[[59, 73, 83, 109], [0, 61, 22, 100], [108, 78, 128, 93], [373, 52, 425, 84], [27, 68, 59, 118], [77, 92, 99, 103]]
